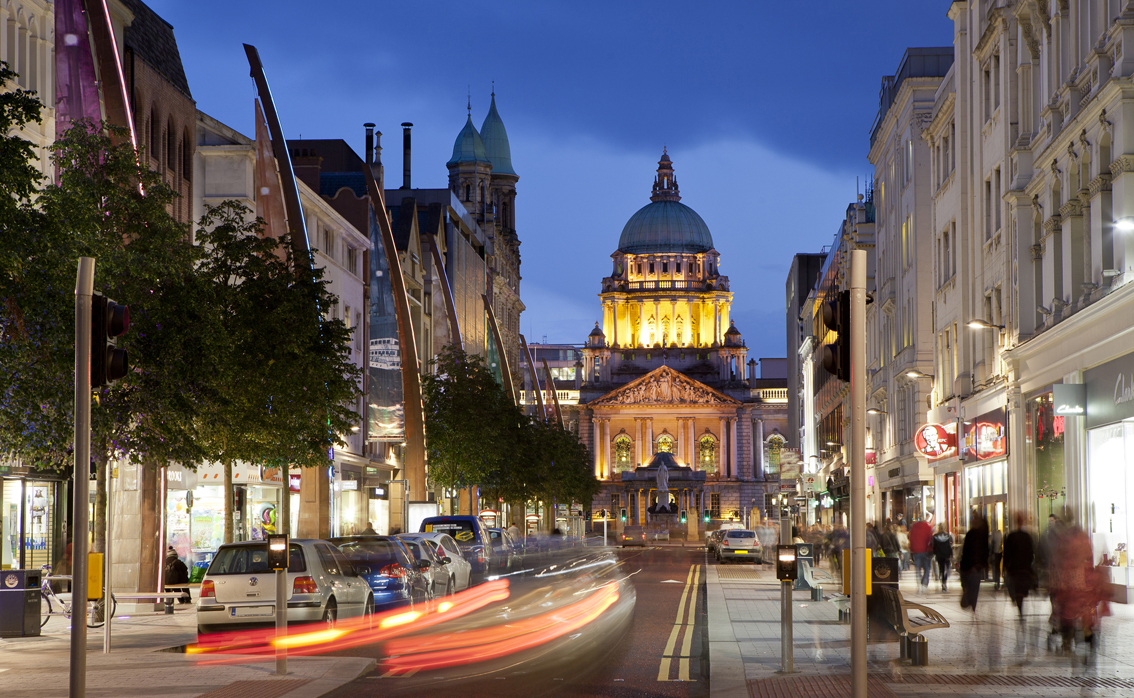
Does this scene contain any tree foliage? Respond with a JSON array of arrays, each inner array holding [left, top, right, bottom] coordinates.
[[423, 345, 598, 510]]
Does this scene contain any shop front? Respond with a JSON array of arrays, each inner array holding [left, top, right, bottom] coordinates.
[[1084, 351, 1134, 602], [960, 407, 1008, 535], [1026, 388, 1068, 533], [1, 466, 69, 572], [915, 419, 958, 530]]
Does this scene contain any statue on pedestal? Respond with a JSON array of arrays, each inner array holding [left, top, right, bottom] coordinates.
[[655, 461, 672, 513]]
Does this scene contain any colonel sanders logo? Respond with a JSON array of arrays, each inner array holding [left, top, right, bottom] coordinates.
[[915, 424, 954, 459]]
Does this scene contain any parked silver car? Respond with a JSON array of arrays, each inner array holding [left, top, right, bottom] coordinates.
[[396, 535, 452, 597], [716, 529, 762, 563], [196, 539, 373, 636], [399, 532, 473, 592]]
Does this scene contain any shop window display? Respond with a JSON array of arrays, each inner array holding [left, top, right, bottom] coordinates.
[[1027, 392, 1066, 532], [1088, 422, 1134, 581]]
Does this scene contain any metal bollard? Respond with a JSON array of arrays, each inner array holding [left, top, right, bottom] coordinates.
[[898, 632, 909, 661]]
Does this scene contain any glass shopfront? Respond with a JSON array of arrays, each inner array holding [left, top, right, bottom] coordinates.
[[2, 477, 65, 571], [1085, 352, 1134, 597], [1027, 391, 1067, 533]]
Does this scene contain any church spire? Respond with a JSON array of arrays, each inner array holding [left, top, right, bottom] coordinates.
[[650, 148, 680, 202]]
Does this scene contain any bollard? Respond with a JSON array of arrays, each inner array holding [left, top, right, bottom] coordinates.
[[909, 635, 928, 666], [898, 632, 909, 661]]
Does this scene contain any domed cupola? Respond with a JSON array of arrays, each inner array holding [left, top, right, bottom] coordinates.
[[447, 113, 490, 166], [617, 150, 714, 255], [480, 92, 516, 177]]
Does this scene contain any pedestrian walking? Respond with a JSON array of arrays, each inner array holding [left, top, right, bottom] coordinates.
[[1051, 521, 1111, 660], [960, 512, 990, 612], [897, 525, 911, 572], [990, 525, 1004, 590], [932, 524, 953, 592], [881, 524, 900, 559], [909, 517, 933, 590], [1002, 513, 1036, 633]]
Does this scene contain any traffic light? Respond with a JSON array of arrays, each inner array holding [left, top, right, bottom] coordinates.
[[91, 293, 129, 387], [821, 289, 850, 382], [702, 509, 710, 523], [620, 508, 627, 522], [680, 510, 687, 524]]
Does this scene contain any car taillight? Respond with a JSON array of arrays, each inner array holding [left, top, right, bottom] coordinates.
[[477, 549, 486, 563], [201, 580, 215, 598], [722, 540, 730, 546], [292, 576, 318, 594], [379, 564, 408, 578]]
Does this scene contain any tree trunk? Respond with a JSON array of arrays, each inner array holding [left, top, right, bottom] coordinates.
[[223, 460, 234, 544], [280, 462, 290, 536]]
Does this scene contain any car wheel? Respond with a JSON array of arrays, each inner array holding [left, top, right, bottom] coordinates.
[[365, 595, 375, 616], [447, 577, 456, 596], [322, 599, 337, 628]]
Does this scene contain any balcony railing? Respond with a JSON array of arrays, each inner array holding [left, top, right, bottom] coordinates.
[[756, 388, 788, 403], [625, 280, 705, 291]]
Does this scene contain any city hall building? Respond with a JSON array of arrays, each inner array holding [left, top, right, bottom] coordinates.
[[568, 152, 789, 538]]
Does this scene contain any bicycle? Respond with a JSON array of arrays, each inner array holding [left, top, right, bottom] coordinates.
[[39, 565, 117, 629]]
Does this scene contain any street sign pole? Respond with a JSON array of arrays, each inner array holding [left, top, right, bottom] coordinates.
[[71, 257, 95, 698], [267, 534, 289, 676], [778, 519, 794, 674], [850, 250, 867, 698]]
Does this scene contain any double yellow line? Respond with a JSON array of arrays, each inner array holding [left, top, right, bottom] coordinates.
[[658, 564, 700, 682]]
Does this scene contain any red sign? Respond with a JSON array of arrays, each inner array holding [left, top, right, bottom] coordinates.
[[865, 450, 877, 465], [289, 473, 301, 492], [914, 423, 956, 460], [962, 408, 1008, 462]]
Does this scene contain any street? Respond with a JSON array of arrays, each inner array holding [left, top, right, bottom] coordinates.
[[322, 544, 710, 698]]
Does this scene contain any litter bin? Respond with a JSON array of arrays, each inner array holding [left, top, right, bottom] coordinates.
[[793, 543, 814, 591], [866, 556, 900, 642], [0, 570, 42, 638]]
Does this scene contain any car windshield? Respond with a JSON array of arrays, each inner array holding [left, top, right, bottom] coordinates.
[[208, 544, 306, 574], [335, 539, 407, 567], [727, 530, 756, 538], [423, 520, 478, 545], [401, 540, 429, 560]]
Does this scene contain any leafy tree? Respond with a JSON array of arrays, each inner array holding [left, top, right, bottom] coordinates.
[[192, 202, 362, 541]]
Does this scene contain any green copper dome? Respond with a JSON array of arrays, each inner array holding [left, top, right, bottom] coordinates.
[[617, 151, 713, 254], [447, 115, 489, 166], [480, 94, 516, 176]]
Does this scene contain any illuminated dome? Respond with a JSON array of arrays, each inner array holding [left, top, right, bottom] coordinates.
[[616, 151, 713, 254]]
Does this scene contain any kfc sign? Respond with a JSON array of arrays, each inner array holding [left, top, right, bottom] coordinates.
[[962, 408, 1008, 462], [914, 423, 956, 460]]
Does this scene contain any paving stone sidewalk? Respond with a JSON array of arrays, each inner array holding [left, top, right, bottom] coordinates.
[[0, 606, 373, 698], [707, 555, 1134, 698]]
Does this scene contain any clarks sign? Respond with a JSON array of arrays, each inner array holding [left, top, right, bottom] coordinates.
[[1085, 351, 1134, 429]]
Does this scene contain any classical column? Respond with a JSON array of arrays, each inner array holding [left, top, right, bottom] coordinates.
[[635, 418, 643, 466], [612, 299, 619, 347], [689, 418, 696, 467], [638, 301, 645, 347], [654, 300, 661, 344], [729, 417, 738, 480], [755, 418, 765, 480], [593, 418, 602, 478], [669, 299, 676, 344], [646, 419, 654, 455], [602, 419, 611, 479], [719, 416, 728, 477]]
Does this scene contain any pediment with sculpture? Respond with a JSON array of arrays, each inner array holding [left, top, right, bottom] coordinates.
[[591, 365, 740, 407]]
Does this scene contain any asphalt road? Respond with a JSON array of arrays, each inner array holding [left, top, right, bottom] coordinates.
[[323, 544, 712, 697]]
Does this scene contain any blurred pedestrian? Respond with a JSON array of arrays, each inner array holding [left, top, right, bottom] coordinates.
[[960, 512, 990, 612], [1002, 513, 1035, 627], [881, 524, 900, 559], [362, 521, 378, 535], [897, 525, 911, 571], [909, 517, 933, 590], [830, 522, 849, 573], [989, 525, 1003, 590], [1051, 520, 1110, 659], [866, 522, 881, 556], [932, 524, 953, 592]]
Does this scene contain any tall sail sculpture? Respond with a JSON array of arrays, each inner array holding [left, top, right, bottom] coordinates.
[[428, 231, 462, 351], [520, 335, 546, 421], [55, 0, 102, 137], [362, 167, 427, 498], [482, 294, 516, 404]]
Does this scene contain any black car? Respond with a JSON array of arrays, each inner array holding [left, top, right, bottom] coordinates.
[[330, 536, 431, 611]]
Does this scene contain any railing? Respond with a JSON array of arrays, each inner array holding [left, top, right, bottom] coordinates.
[[625, 280, 705, 291], [518, 390, 580, 405], [756, 388, 788, 402]]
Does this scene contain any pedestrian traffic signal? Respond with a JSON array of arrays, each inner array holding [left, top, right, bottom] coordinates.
[[821, 289, 850, 382], [91, 293, 129, 387], [703, 509, 710, 522], [680, 510, 687, 524], [620, 508, 627, 522]]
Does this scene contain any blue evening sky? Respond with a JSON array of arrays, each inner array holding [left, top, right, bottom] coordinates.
[[148, 0, 954, 362]]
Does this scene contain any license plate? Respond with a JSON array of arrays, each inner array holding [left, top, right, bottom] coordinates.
[[733, 550, 749, 554], [232, 605, 274, 617]]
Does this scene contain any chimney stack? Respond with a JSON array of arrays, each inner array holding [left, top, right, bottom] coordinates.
[[401, 122, 413, 189], [364, 123, 375, 166]]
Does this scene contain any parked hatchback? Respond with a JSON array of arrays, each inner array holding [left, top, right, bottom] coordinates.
[[331, 536, 431, 611], [196, 539, 372, 636], [716, 529, 762, 563], [420, 515, 496, 574], [394, 535, 452, 597], [620, 525, 647, 547], [401, 532, 473, 592], [487, 528, 523, 572]]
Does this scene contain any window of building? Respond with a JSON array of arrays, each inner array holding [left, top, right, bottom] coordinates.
[[676, 261, 682, 274], [656, 434, 674, 453], [985, 178, 993, 240], [662, 261, 668, 274], [764, 434, 784, 477], [649, 262, 655, 275], [699, 434, 717, 473], [355, 312, 362, 350], [710, 493, 721, 519], [993, 167, 1001, 233], [613, 435, 633, 472]]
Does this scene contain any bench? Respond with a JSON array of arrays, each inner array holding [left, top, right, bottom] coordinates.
[[799, 559, 835, 602], [879, 586, 949, 665], [115, 591, 188, 614]]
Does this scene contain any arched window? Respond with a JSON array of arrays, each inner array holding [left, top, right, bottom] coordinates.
[[167, 118, 176, 172], [765, 434, 785, 477], [613, 435, 633, 473], [698, 434, 717, 473], [182, 127, 193, 180], [465, 184, 471, 201], [148, 107, 158, 166], [656, 434, 674, 454]]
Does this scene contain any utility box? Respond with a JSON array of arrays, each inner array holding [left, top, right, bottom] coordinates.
[[793, 543, 814, 591], [0, 570, 42, 638]]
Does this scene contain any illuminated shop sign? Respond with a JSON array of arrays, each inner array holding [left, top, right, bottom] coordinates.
[[1052, 383, 1086, 416], [961, 408, 1007, 463], [914, 422, 957, 460], [1085, 351, 1134, 429]]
